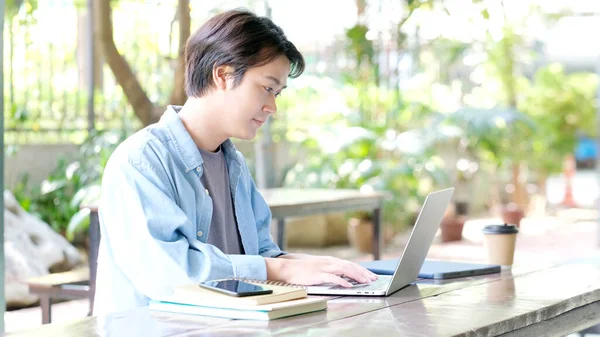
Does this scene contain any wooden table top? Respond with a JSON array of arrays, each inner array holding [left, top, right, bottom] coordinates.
[[8, 256, 600, 337], [84, 188, 387, 216], [260, 188, 386, 217]]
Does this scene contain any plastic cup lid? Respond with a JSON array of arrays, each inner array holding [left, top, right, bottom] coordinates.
[[482, 223, 519, 234]]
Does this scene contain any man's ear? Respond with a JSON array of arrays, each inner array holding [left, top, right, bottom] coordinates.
[[212, 65, 235, 90]]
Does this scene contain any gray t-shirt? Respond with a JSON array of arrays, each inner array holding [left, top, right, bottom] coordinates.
[[199, 146, 245, 254]]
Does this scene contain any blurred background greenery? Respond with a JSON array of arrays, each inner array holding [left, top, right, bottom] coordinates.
[[4, 0, 599, 244]]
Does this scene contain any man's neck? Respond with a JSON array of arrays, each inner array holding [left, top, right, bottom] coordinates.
[[178, 98, 228, 152]]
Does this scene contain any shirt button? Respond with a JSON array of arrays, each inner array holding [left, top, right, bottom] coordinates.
[[205, 189, 209, 196], [197, 231, 203, 237], [196, 167, 201, 172]]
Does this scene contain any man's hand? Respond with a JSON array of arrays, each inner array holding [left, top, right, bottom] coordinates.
[[264, 255, 378, 287]]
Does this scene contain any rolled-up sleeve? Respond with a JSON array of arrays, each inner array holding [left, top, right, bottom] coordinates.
[[100, 152, 267, 300]]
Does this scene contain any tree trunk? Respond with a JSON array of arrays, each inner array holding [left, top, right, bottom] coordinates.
[[78, 9, 103, 92], [511, 163, 528, 210], [537, 171, 548, 197], [168, 0, 189, 106], [94, 0, 190, 126]]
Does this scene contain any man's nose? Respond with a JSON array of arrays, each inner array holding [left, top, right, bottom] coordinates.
[[263, 95, 277, 114]]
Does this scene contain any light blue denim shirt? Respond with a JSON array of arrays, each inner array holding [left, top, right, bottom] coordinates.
[[93, 106, 284, 316]]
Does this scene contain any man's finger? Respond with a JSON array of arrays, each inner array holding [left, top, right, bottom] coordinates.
[[352, 262, 378, 281], [318, 259, 377, 284], [359, 265, 378, 281], [336, 265, 370, 284], [320, 273, 352, 287], [345, 263, 379, 283]]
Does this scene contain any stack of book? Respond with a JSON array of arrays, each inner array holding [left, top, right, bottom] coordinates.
[[150, 278, 328, 320]]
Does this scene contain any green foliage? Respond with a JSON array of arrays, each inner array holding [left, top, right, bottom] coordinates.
[[6, 0, 37, 19], [281, 78, 447, 230], [271, 77, 349, 141], [343, 22, 379, 85], [282, 123, 448, 230], [344, 82, 403, 128], [520, 64, 599, 174], [12, 130, 127, 242], [432, 38, 470, 84], [485, 28, 524, 106], [6, 0, 23, 18], [345, 24, 374, 68], [438, 107, 536, 168], [4, 2, 162, 143], [11, 173, 33, 212], [279, 5, 447, 230]]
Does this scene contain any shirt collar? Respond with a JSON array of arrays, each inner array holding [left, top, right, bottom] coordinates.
[[160, 105, 240, 172]]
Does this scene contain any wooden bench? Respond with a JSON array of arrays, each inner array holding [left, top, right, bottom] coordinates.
[[26, 209, 100, 324], [27, 267, 91, 324]]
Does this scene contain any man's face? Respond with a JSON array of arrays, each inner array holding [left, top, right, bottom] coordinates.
[[221, 54, 290, 140]]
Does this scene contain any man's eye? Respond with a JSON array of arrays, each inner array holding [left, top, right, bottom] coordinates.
[[265, 86, 282, 98]]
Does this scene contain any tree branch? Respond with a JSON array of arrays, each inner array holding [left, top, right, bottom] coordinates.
[[93, 0, 156, 126]]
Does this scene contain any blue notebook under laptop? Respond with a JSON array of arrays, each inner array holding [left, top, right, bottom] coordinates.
[[360, 259, 501, 280]]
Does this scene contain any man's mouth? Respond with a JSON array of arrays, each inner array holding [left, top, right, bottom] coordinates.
[[252, 118, 264, 126]]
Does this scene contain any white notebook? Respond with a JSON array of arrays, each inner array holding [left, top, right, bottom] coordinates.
[[149, 296, 328, 321]]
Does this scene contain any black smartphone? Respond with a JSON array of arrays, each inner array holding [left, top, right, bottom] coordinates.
[[199, 280, 273, 297]]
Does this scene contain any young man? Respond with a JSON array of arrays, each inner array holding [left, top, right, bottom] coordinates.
[[94, 9, 377, 316]]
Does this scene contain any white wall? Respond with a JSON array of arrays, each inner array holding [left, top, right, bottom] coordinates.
[[4, 144, 80, 190]]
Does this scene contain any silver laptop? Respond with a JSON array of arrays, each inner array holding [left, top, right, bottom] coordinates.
[[306, 187, 454, 296]]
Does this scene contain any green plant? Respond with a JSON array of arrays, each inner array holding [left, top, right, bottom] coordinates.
[[282, 123, 448, 231], [439, 107, 536, 167], [11, 172, 33, 212], [520, 64, 598, 177], [344, 23, 378, 85], [12, 129, 127, 243], [434, 107, 536, 208], [279, 36, 448, 230]]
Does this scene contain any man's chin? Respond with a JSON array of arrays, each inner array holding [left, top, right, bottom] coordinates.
[[233, 130, 258, 141]]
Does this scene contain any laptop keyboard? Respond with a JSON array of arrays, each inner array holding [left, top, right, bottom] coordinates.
[[329, 276, 390, 290]]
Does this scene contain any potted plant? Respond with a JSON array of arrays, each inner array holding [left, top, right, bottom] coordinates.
[[441, 155, 479, 241], [347, 212, 390, 254], [439, 203, 467, 242], [444, 157, 474, 242]]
